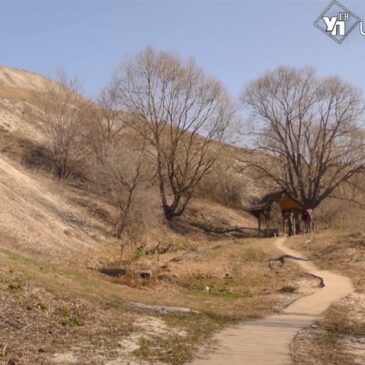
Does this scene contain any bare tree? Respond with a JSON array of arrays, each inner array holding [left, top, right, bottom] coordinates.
[[109, 48, 234, 220], [93, 139, 147, 238], [42, 71, 90, 179], [241, 66, 365, 209], [88, 88, 125, 163], [86, 87, 150, 239]]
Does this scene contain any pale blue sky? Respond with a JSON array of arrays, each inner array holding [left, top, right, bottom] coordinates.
[[2, 0, 365, 98]]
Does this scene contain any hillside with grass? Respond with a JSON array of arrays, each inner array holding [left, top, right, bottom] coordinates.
[[0, 66, 290, 364], [0, 65, 261, 255], [0, 61, 364, 365]]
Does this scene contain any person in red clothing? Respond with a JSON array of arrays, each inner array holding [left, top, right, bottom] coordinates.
[[302, 208, 314, 233]]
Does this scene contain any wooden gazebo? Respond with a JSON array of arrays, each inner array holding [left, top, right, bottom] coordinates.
[[249, 190, 305, 237]]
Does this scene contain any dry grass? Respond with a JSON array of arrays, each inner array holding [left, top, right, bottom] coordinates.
[[288, 230, 365, 292], [0, 233, 307, 364], [0, 67, 307, 363], [0, 86, 40, 103], [291, 296, 365, 365], [116, 236, 306, 319], [0, 245, 135, 364]]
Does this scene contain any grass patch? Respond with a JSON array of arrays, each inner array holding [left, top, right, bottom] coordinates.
[[173, 275, 250, 298], [132, 248, 146, 260], [0, 235, 304, 364], [135, 312, 228, 365], [291, 303, 361, 365], [288, 230, 365, 292], [56, 307, 84, 327], [323, 305, 365, 338], [8, 278, 23, 292]]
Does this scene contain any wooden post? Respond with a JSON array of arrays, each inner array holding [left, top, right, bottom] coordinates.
[[263, 210, 270, 237], [295, 211, 301, 233], [266, 208, 270, 231]]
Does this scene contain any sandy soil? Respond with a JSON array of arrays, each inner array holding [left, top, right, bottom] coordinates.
[[0, 155, 109, 261], [0, 65, 53, 91]]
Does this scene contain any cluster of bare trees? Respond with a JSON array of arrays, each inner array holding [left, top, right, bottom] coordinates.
[[42, 49, 234, 236], [41, 71, 91, 180], [41, 49, 365, 237]]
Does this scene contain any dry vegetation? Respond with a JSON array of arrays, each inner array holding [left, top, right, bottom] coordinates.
[[0, 55, 365, 365], [291, 295, 365, 365], [289, 230, 365, 292], [117, 237, 307, 316], [0, 233, 306, 364], [0, 64, 303, 363]]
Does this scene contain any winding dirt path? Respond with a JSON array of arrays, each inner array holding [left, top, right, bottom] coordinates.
[[189, 237, 354, 365]]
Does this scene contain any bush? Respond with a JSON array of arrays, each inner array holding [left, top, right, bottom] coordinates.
[[196, 157, 245, 208]]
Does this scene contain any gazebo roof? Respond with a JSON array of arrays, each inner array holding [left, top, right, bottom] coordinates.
[[250, 190, 305, 213]]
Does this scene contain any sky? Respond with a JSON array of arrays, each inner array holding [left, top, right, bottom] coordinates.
[[2, 0, 365, 99]]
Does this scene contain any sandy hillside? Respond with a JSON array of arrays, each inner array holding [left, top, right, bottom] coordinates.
[[0, 65, 52, 90], [0, 66, 54, 140], [0, 65, 259, 262], [0, 155, 110, 261], [0, 67, 109, 261], [0, 150, 257, 261]]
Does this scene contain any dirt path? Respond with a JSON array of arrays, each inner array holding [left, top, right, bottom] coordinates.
[[189, 236, 354, 365]]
